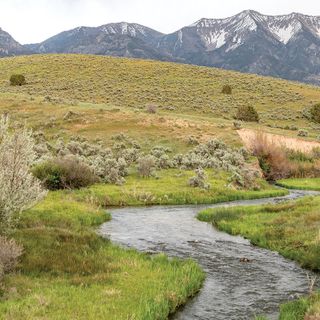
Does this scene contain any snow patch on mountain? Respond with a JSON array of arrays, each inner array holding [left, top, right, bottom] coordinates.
[[236, 15, 258, 32], [269, 23, 301, 44], [203, 30, 227, 49], [226, 36, 243, 52]]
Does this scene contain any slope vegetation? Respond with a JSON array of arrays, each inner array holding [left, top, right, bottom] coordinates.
[[0, 54, 320, 142]]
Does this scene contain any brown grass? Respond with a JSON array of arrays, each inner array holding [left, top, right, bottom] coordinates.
[[251, 131, 292, 180], [250, 131, 320, 180], [238, 129, 320, 154]]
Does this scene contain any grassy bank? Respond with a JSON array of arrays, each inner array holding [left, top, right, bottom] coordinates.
[[75, 169, 287, 207], [198, 196, 320, 270], [0, 191, 204, 319], [278, 178, 320, 191], [198, 196, 320, 319], [278, 293, 320, 320]]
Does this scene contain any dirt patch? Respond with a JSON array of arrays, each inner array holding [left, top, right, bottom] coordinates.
[[238, 129, 320, 154]]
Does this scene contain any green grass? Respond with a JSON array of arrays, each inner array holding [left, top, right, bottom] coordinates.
[[0, 54, 318, 319], [0, 192, 204, 319], [278, 178, 320, 191], [256, 293, 320, 320], [278, 292, 320, 320], [1, 55, 319, 116], [198, 196, 320, 270], [75, 169, 288, 207], [198, 196, 320, 320], [0, 169, 286, 319]]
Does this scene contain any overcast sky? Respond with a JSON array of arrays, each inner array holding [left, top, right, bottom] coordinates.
[[1, 0, 320, 44]]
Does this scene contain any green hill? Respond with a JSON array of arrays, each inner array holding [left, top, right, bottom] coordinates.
[[0, 54, 320, 148]]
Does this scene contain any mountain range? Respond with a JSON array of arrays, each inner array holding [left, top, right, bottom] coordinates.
[[1, 10, 320, 85]]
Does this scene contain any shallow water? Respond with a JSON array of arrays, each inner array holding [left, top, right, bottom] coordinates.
[[100, 190, 319, 320]]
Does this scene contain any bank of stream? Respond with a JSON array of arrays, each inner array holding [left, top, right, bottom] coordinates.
[[100, 190, 319, 320]]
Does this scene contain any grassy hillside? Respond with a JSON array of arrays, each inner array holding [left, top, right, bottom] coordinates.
[[0, 54, 320, 144], [0, 54, 320, 319]]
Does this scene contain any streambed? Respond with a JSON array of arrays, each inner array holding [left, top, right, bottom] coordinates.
[[100, 190, 318, 320]]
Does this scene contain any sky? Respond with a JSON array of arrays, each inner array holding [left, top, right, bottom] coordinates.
[[1, 0, 320, 44]]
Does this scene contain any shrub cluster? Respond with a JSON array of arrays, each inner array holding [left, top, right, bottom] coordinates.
[[310, 103, 320, 123], [175, 139, 247, 172], [0, 236, 23, 282], [34, 134, 139, 186], [235, 106, 259, 122], [252, 133, 292, 180], [137, 155, 156, 177], [189, 168, 210, 190], [150, 146, 173, 169], [0, 116, 46, 233], [298, 129, 309, 137], [221, 85, 232, 95], [252, 133, 320, 180], [10, 74, 26, 86], [146, 104, 157, 114], [33, 157, 98, 190], [33, 131, 259, 189]]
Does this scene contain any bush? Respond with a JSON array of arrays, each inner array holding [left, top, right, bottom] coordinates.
[[10, 74, 26, 86], [189, 168, 210, 190], [146, 104, 157, 114], [310, 103, 320, 123], [137, 155, 156, 177], [233, 121, 242, 130], [222, 85, 232, 95], [312, 147, 320, 159], [236, 106, 259, 122], [298, 129, 309, 137], [252, 133, 292, 180], [0, 116, 46, 233], [187, 136, 199, 146], [33, 157, 98, 190], [0, 236, 23, 281], [229, 167, 260, 189]]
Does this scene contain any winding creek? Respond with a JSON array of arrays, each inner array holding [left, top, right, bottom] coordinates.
[[100, 190, 319, 320]]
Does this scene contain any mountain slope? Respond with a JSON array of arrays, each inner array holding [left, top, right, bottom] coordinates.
[[27, 23, 168, 60], [2, 10, 320, 84], [158, 10, 320, 84], [0, 27, 28, 57]]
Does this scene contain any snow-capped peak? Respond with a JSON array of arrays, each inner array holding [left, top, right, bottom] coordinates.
[[98, 22, 161, 39], [188, 10, 320, 51]]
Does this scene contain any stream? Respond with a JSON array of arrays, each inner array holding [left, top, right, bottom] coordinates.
[[100, 190, 319, 320]]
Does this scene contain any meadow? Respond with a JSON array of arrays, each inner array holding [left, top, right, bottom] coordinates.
[[75, 169, 287, 207], [0, 191, 205, 319], [1, 54, 320, 319]]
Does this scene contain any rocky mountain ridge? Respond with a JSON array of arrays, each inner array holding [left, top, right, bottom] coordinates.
[[1, 10, 320, 84]]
